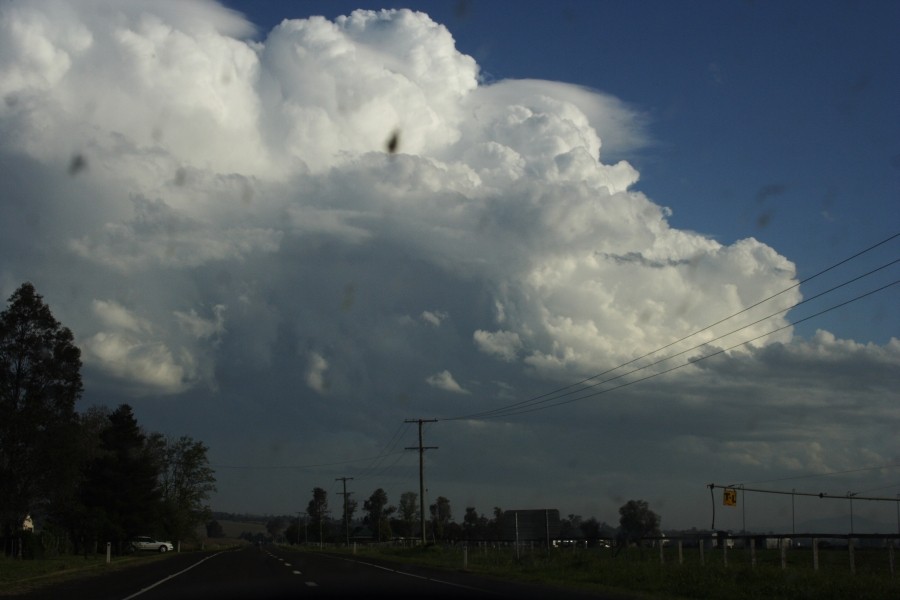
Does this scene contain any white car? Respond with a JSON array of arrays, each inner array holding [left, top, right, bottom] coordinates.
[[130, 536, 174, 553]]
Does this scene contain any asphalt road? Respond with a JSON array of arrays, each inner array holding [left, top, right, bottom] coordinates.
[[10, 546, 620, 600]]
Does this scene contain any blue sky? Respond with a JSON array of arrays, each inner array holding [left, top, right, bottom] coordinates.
[[1, 0, 897, 531]]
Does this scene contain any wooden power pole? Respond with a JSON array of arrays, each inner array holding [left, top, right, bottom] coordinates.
[[405, 418, 437, 545], [335, 476, 353, 546]]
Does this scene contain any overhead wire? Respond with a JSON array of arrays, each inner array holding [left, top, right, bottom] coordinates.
[[447, 259, 899, 421], [443, 232, 899, 421], [212, 233, 898, 487], [454, 278, 897, 419], [728, 462, 900, 487]]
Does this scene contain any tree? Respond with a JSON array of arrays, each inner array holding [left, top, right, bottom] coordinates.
[[398, 491, 418, 538], [80, 405, 163, 552], [617, 499, 661, 554], [306, 488, 328, 545], [0, 283, 83, 555], [463, 507, 481, 540], [50, 405, 112, 554], [341, 497, 357, 542], [266, 517, 286, 542], [364, 488, 394, 541], [429, 496, 451, 541], [153, 435, 216, 544], [206, 519, 225, 538], [489, 507, 504, 541], [559, 514, 582, 540]]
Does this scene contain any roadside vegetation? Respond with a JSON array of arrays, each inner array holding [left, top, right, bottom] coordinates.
[[0, 552, 174, 596], [297, 542, 900, 600], [1, 283, 217, 561]]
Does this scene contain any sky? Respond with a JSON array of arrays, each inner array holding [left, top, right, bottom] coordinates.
[[0, 0, 898, 533]]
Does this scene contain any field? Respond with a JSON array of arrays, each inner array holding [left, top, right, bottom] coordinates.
[[216, 519, 268, 539], [306, 541, 900, 600]]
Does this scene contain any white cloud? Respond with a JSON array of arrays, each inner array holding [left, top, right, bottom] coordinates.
[[82, 331, 191, 394], [305, 352, 329, 394], [420, 310, 448, 326], [92, 299, 150, 333], [175, 304, 226, 340], [473, 329, 523, 362], [426, 370, 469, 394]]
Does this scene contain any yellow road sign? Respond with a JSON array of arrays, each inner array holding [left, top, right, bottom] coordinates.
[[723, 488, 737, 506]]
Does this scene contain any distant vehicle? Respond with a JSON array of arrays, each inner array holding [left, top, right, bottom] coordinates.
[[129, 536, 174, 553]]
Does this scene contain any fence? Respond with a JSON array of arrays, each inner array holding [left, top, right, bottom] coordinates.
[[539, 532, 899, 578]]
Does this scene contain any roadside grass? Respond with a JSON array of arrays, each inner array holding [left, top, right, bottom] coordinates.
[[0, 554, 159, 596], [0, 541, 241, 597], [293, 543, 900, 600]]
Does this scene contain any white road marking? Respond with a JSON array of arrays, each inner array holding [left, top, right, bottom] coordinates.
[[292, 570, 302, 575], [305, 582, 318, 587], [120, 550, 230, 600]]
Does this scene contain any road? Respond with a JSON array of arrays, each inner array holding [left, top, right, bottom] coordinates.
[[10, 545, 620, 599]]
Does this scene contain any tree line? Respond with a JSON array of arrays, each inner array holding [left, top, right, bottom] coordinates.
[[253, 487, 661, 548], [0, 283, 216, 558]]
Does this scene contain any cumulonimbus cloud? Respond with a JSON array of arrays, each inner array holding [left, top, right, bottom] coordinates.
[[0, 1, 839, 398]]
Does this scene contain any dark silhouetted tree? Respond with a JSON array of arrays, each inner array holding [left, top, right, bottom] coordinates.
[[152, 434, 216, 544], [397, 491, 418, 538], [266, 517, 286, 542], [0, 283, 83, 555], [206, 519, 224, 538], [80, 405, 163, 552], [429, 496, 451, 541], [307, 487, 328, 545], [340, 497, 357, 543], [364, 488, 394, 541], [462, 507, 488, 540], [489, 506, 504, 541], [616, 499, 661, 556]]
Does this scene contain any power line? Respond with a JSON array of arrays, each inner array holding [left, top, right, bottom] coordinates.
[[443, 232, 899, 421], [211, 449, 407, 471], [451, 232, 898, 422], [468, 262, 897, 419], [224, 234, 898, 490], [448, 279, 897, 420], [729, 462, 900, 487]]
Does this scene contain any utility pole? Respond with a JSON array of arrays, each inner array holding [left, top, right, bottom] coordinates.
[[336, 476, 354, 546], [405, 418, 438, 546]]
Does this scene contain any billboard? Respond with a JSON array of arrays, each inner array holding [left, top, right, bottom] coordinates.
[[501, 509, 560, 541]]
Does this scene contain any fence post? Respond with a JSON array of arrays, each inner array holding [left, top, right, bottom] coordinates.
[[888, 543, 894, 577], [463, 545, 468, 571], [723, 537, 728, 567], [677, 540, 683, 565], [699, 537, 705, 566], [780, 540, 786, 570], [813, 538, 819, 571], [750, 537, 756, 568], [659, 540, 664, 564], [106, 542, 111, 564]]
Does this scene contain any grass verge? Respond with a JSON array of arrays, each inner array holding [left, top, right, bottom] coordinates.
[[0, 541, 241, 597], [290, 543, 900, 600]]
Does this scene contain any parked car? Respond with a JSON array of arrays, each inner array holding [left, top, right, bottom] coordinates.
[[129, 536, 174, 553]]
